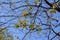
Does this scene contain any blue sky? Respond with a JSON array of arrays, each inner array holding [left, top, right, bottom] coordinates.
[[0, 0, 60, 40]]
